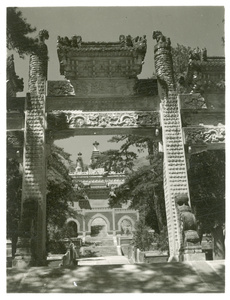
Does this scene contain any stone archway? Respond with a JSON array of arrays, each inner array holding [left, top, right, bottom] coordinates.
[[121, 219, 132, 236], [118, 216, 135, 236], [90, 217, 108, 237], [9, 30, 224, 266], [66, 221, 78, 238]]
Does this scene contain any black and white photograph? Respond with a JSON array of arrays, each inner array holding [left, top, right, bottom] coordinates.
[[3, 1, 227, 294]]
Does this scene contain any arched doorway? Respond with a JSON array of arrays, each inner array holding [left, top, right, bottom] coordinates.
[[121, 219, 132, 236], [91, 217, 108, 237], [66, 221, 78, 238]]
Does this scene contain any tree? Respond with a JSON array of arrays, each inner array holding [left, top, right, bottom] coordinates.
[[6, 158, 22, 256], [6, 7, 77, 256], [188, 150, 225, 259], [6, 143, 80, 255], [46, 144, 80, 250], [171, 43, 191, 92], [7, 7, 37, 58], [91, 135, 167, 250], [109, 155, 166, 234]]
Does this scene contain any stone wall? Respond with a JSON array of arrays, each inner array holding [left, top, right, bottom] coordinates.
[[69, 209, 138, 237]]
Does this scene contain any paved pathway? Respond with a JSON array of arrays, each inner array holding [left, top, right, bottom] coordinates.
[[7, 260, 225, 293]]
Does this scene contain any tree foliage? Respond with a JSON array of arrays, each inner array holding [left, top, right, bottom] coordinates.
[[7, 7, 37, 57], [188, 150, 225, 258], [46, 144, 79, 239], [171, 43, 191, 91], [92, 135, 166, 236], [188, 150, 225, 233], [91, 149, 138, 174], [7, 144, 80, 254], [110, 155, 166, 233], [6, 158, 22, 255], [90, 135, 157, 173]]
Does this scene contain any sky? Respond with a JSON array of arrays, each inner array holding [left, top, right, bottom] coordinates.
[[6, 4, 226, 164]]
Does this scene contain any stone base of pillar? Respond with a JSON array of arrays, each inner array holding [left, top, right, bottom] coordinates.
[[12, 238, 32, 268], [168, 255, 180, 262], [113, 234, 117, 245], [82, 232, 86, 243], [12, 255, 31, 268], [182, 252, 206, 261]]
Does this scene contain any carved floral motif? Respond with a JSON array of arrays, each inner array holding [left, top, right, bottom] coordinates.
[[49, 111, 159, 129], [179, 93, 207, 109], [47, 80, 75, 96], [184, 126, 225, 144]]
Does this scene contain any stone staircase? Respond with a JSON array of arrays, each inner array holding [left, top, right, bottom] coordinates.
[[82, 236, 118, 257]]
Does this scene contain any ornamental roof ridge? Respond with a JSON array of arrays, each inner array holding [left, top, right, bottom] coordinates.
[[189, 58, 225, 68], [57, 34, 147, 54]]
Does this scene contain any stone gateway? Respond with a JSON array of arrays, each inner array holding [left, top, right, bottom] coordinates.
[[7, 30, 225, 266]]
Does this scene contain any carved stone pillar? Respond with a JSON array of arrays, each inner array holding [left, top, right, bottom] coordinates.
[[153, 31, 203, 261], [160, 91, 190, 260], [13, 30, 49, 267], [82, 209, 86, 243], [112, 208, 116, 236]]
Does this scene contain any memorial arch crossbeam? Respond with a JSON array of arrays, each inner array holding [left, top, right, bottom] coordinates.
[[47, 110, 161, 139]]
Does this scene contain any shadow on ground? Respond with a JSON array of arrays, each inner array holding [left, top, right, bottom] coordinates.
[[7, 261, 225, 293]]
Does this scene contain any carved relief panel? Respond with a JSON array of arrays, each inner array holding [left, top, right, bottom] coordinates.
[[184, 126, 225, 145], [48, 111, 160, 129]]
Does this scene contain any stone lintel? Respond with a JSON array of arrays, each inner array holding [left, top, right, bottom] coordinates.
[[7, 97, 25, 112], [183, 125, 225, 146], [46, 95, 159, 112], [7, 112, 25, 130], [181, 110, 225, 127], [47, 111, 160, 133], [47, 79, 158, 98], [186, 144, 225, 157]]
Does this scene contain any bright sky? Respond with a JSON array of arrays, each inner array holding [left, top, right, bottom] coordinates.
[[6, 3, 226, 164]]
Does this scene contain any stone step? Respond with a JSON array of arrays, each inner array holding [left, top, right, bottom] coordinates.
[[84, 236, 115, 247], [82, 245, 118, 257]]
